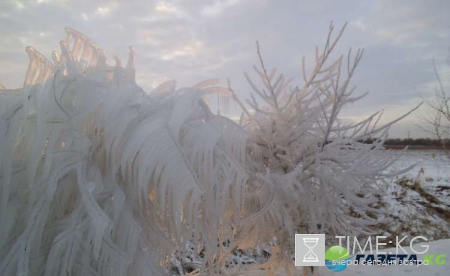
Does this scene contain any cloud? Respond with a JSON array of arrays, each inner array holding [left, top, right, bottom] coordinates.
[[154, 2, 177, 14], [201, 0, 240, 17], [0, 0, 449, 137]]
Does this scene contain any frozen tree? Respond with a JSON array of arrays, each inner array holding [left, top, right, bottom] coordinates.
[[422, 52, 450, 158], [0, 24, 416, 275]]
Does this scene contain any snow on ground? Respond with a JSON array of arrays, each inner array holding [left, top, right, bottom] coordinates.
[[380, 150, 450, 241], [392, 150, 450, 179]]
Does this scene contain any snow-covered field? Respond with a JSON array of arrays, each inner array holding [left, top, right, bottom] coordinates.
[[397, 150, 449, 176], [382, 150, 450, 241], [390, 149, 450, 191]]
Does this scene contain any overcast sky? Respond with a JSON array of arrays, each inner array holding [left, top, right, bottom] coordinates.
[[1, 0, 449, 137]]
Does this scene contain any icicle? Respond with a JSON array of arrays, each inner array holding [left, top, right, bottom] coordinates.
[[59, 41, 76, 76], [126, 47, 135, 70]]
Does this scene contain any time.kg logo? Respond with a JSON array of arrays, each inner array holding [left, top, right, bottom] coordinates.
[[295, 234, 325, 266]]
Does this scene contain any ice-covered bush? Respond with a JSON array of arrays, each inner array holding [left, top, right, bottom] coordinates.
[[0, 24, 416, 275]]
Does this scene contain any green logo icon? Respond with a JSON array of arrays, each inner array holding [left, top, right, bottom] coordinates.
[[325, 246, 351, 272]]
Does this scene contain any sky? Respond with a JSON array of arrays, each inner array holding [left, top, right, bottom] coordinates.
[[1, 0, 449, 138]]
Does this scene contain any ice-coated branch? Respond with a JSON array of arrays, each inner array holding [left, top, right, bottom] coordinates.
[[0, 24, 415, 276]]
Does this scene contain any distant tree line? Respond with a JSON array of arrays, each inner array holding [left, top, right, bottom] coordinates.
[[359, 138, 450, 147]]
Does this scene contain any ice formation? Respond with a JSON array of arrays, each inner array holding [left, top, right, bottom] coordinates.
[[0, 25, 416, 275]]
